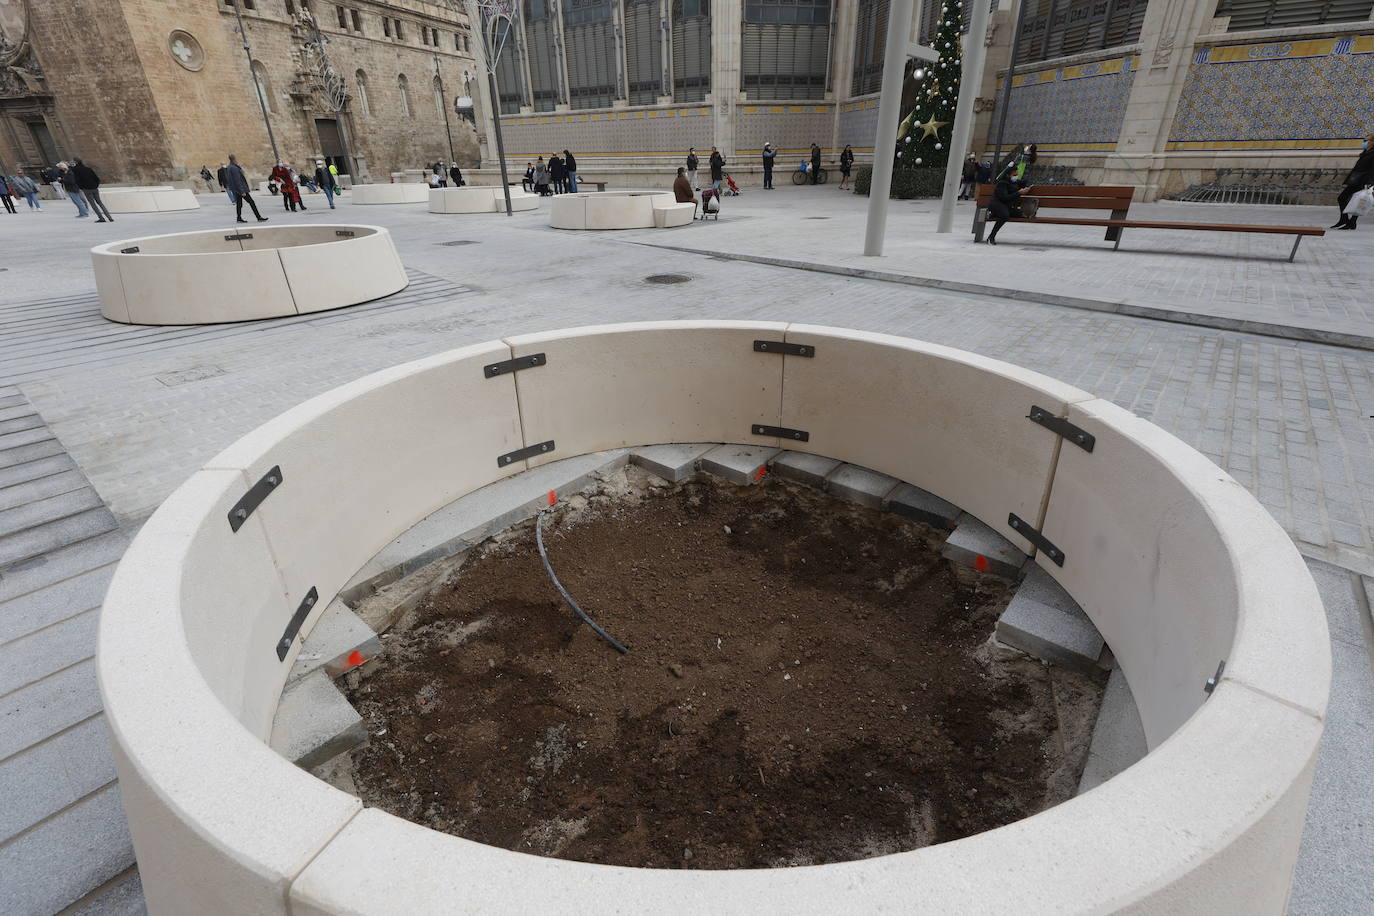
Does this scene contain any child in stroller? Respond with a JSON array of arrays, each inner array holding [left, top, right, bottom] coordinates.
[[724, 173, 741, 196]]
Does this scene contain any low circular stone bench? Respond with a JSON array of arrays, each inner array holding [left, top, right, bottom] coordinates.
[[91, 225, 407, 325], [102, 186, 200, 214], [429, 186, 538, 213], [550, 190, 688, 229], [349, 183, 429, 205], [99, 322, 1329, 914]]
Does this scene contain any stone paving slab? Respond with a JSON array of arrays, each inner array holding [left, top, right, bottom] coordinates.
[[629, 443, 719, 483], [825, 463, 901, 509], [884, 482, 961, 531], [269, 669, 367, 770], [288, 600, 383, 685], [0, 715, 116, 844], [700, 444, 781, 485], [769, 450, 843, 487], [942, 513, 1028, 580]]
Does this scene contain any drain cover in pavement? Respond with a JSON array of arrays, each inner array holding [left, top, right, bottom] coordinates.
[[439, 240, 480, 246], [645, 274, 692, 284], [803, 217, 831, 220]]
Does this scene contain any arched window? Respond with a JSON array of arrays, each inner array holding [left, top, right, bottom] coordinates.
[[355, 69, 371, 116], [251, 60, 275, 113], [433, 75, 444, 116], [398, 73, 412, 117]]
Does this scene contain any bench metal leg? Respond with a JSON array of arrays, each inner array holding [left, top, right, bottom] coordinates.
[[972, 207, 985, 243], [1105, 209, 1127, 242], [1289, 235, 1302, 262], [1113, 229, 1123, 251]]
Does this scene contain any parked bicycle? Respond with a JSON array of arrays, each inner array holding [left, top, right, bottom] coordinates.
[[793, 161, 828, 185]]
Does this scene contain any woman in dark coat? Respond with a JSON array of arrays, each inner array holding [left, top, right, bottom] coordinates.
[[985, 177, 1024, 245], [838, 144, 854, 190], [1334, 133, 1374, 230], [548, 154, 566, 194]]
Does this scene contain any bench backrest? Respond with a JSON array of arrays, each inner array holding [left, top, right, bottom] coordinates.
[[975, 184, 1134, 213]]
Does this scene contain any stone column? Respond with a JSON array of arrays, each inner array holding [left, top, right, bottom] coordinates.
[[659, 0, 674, 102], [829, 0, 859, 152], [613, 0, 630, 105], [1109, 0, 1217, 200], [709, 0, 743, 155], [552, 0, 573, 109]]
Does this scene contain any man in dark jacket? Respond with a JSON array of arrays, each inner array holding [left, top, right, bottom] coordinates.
[[809, 142, 821, 184], [216, 163, 233, 203], [548, 153, 566, 194], [71, 159, 113, 222], [1334, 133, 1374, 230], [313, 159, 338, 209], [959, 154, 977, 199], [686, 148, 699, 189], [673, 166, 698, 209], [224, 154, 268, 223], [449, 161, 464, 187], [709, 147, 724, 193], [59, 164, 88, 217], [761, 143, 776, 190], [41, 165, 67, 200], [563, 149, 577, 193], [985, 177, 1024, 245]]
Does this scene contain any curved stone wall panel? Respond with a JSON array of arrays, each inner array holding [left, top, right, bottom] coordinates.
[[429, 186, 539, 213], [109, 247, 296, 325], [349, 183, 429, 204], [103, 188, 200, 213]]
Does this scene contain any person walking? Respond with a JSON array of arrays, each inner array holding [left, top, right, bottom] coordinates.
[[838, 145, 854, 190], [809, 142, 822, 185], [761, 143, 776, 190], [686, 148, 699, 190], [42, 165, 66, 199], [449, 161, 464, 187], [71, 159, 113, 222], [958, 154, 977, 199], [0, 176, 15, 214], [1333, 133, 1374, 230], [563, 149, 578, 193], [313, 159, 337, 209], [709, 146, 724, 193], [270, 161, 297, 211], [59, 164, 88, 217], [984, 175, 1025, 246], [11, 169, 40, 209], [548, 152, 566, 194], [432, 161, 447, 188], [225, 154, 268, 223], [200, 165, 216, 193], [216, 163, 234, 203]]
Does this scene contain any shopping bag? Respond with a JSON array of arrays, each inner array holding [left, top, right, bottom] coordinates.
[[1345, 188, 1374, 218]]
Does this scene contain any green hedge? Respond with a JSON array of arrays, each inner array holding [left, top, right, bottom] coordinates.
[[853, 165, 947, 200]]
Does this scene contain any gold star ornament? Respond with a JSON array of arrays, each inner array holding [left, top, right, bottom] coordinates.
[[916, 116, 948, 139]]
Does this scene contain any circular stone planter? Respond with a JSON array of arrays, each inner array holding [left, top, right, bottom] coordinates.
[[91, 224, 407, 325], [429, 186, 538, 213], [102, 186, 200, 214], [99, 322, 1330, 914], [349, 183, 430, 205], [549, 190, 693, 229]]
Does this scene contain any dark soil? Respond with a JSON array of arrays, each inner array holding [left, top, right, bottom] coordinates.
[[343, 471, 1102, 869]]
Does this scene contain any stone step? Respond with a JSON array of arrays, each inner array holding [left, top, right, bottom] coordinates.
[[883, 482, 960, 531], [941, 512, 1028, 580], [995, 565, 1106, 676], [339, 449, 629, 605], [1077, 665, 1148, 795], [269, 668, 367, 770], [699, 444, 781, 485], [768, 450, 841, 487], [629, 443, 719, 483], [288, 599, 383, 685], [824, 463, 901, 510]]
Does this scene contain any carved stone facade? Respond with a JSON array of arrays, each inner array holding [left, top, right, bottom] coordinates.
[[0, 0, 483, 187]]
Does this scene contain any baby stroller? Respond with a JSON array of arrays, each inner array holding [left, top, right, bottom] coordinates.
[[724, 173, 741, 196]]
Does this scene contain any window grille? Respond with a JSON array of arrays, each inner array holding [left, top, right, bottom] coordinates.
[[626, 0, 666, 105], [672, 0, 712, 102], [851, 0, 888, 95], [1015, 0, 1149, 64], [1215, 0, 1372, 30], [565, 0, 618, 109]]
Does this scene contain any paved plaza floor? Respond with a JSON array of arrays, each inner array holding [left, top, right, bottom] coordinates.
[[1, 185, 1371, 913]]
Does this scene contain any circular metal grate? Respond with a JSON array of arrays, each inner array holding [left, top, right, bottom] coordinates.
[[644, 274, 692, 284]]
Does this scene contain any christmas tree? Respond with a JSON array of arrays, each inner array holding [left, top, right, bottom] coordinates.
[[894, 0, 964, 173]]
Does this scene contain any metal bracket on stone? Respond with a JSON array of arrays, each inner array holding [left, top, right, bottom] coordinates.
[[752, 424, 809, 442], [753, 340, 815, 358], [224, 233, 253, 241], [498, 440, 555, 467], [334, 229, 356, 237], [1007, 513, 1065, 566], [227, 465, 283, 533], [120, 246, 140, 254], [276, 587, 319, 661], [483, 353, 547, 378], [1027, 405, 1095, 452], [1204, 659, 1226, 696]]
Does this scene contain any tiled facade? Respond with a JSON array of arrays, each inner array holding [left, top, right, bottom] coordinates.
[[497, 104, 712, 158], [988, 55, 1138, 151], [836, 95, 880, 151], [735, 104, 834, 155], [1168, 35, 1374, 150]]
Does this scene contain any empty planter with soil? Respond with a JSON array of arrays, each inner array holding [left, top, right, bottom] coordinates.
[[338, 468, 1104, 868]]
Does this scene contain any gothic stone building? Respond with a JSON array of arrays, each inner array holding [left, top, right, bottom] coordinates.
[[0, 0, 482, 186], [475, 0, 1372, 198]]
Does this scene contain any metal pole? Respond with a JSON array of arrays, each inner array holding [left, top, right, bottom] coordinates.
[[936, 0, 990, 233], [488, 69, 514, 215], [862, 0, 917, 257], [991, 0, 1030, 170], [436, 55, 457, 163], [231, 0, 279, 161]]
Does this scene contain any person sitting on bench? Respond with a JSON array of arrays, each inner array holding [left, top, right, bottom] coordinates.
[[985, 176, 1025, 245], [673, 166, 699, 216]]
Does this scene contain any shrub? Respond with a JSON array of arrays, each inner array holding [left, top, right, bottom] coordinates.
[[853, 166, 946, 200]]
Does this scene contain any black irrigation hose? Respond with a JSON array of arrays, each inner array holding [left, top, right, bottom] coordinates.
[[535, 509, 629, 654]]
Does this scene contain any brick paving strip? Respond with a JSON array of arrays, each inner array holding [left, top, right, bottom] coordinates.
[[0, 385, 136, 915]]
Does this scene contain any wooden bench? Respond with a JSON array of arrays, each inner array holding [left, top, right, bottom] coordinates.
[[972, 184, 1325, 261], [509, 179, 607, 192]]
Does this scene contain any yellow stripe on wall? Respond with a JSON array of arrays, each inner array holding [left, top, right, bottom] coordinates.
[[1205, 37, 1338, 63], [1165, 138, 1366, 150]]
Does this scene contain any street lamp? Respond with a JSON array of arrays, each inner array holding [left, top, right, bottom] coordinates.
[[435, 54, 457, 164], [230, 0, 279, 161]]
